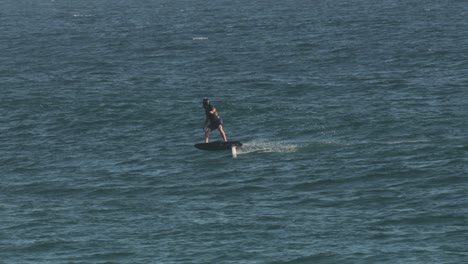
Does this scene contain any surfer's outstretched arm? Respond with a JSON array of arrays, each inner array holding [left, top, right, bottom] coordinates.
[[209, 106, 217, 115]]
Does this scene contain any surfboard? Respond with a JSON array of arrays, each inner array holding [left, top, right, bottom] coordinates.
[[194, 141, 242, 151]]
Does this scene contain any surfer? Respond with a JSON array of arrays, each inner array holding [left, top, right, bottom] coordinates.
[[203, 97, 228, 143]]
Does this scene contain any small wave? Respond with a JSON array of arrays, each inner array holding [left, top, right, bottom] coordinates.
[[238, 141, 299, 154], [73, 14, 94, 17], [384, 139, 431, 145], [192, 37, 208, 40]]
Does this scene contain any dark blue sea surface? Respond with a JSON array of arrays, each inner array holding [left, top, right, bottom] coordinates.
[[1, 0, 467, 263]]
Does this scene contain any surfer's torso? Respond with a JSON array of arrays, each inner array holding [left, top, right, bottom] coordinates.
[[205, 104, 222, 123]]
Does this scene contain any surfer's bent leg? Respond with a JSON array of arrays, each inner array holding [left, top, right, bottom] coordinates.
[[218, 125, 228, 142], [205, 127, 211, 143]]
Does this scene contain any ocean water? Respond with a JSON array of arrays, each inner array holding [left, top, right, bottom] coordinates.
[[1, 0, 467, 263]]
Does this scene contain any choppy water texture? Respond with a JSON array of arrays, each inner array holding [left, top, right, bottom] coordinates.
[[1, 0, 467, 263]]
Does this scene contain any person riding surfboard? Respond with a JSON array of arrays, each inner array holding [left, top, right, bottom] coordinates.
[[203, 97, 228, 143]]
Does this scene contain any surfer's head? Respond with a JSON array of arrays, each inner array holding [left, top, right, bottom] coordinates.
[[203, 97, 210, 108]]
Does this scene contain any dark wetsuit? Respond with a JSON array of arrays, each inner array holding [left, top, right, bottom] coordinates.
[[205, 104, 223, 131]]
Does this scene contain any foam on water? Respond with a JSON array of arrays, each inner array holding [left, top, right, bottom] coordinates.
[[72, 14, 94, 17], [237, 141, 299, 154]]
